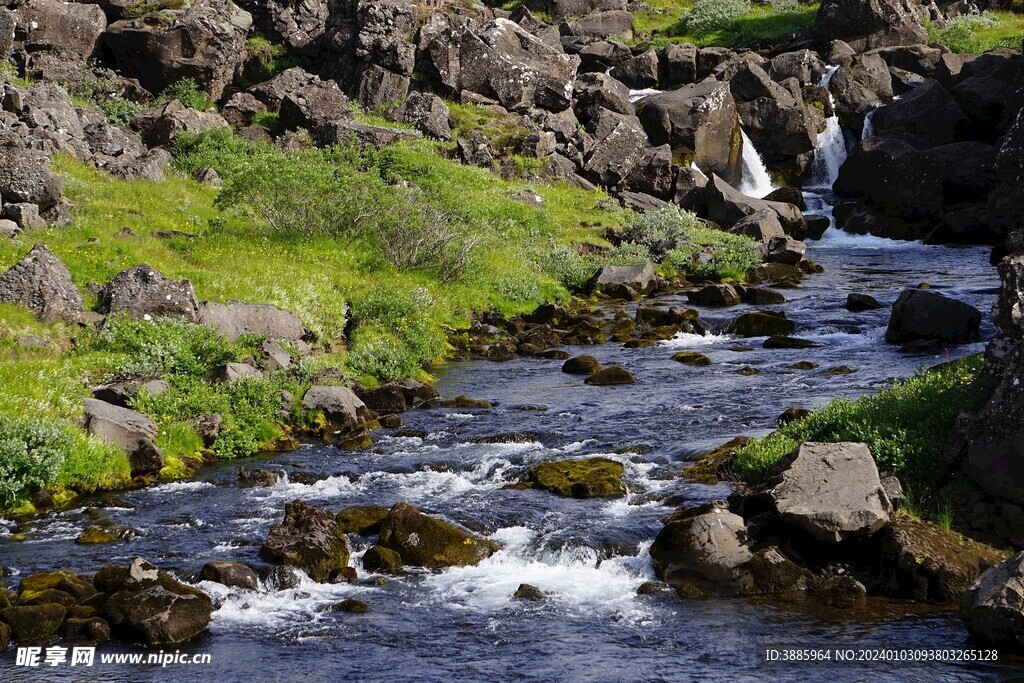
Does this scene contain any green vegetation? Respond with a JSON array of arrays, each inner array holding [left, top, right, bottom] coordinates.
[[157, 77, 214, 111], [928, 11, 1024, 54], [243, 36, 300, 85], [733, 355, 991, 514], [635, 0, 819, 48]]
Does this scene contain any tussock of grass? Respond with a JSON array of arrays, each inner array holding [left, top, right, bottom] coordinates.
[[733, 355, 990, 495], [928, 10, 1024, 54]]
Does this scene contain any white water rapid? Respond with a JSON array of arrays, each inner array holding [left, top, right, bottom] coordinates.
[[807, 65, 846, 190], [737, 130, 776, 198]]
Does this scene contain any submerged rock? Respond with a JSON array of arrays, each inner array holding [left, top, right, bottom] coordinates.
[[236, 467, 282, 488], [259, 500, 350, 582], [671, 351, 711, 366], [377, 502, 499, 569], [764, 442, 892, 543], [584, 366, 635, 385], [846, 292, 883, 311], [513, 583, 547, 601], [562, 355, 601, 375], [524, 458, 627, 498], [332, 598, 370, 613]]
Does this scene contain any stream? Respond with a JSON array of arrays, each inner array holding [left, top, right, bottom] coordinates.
[[0, 231, 1013, 682]]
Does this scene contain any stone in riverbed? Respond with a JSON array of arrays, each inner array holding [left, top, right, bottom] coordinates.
[[763, 336, 818, 349], [513, 583, 547, 600], [764, 442, 892, 543], [584, 366, 635, 385], [731, 311, 795, 337], [562, 355, 601, 375], [846, 292, 883, 312], [687, 283, 741, 307], [961, 551, 1024, 648], [0, 604, 66, 641], [884, 289, 981, 345], [362, 545, 404, 574], [76, 525, 134, 544], [236, 467, 282, 488], [200, 562, 259, 590], [302, 386, 374, 432], [586, 263, 656, 300], [259, 500, 350, 583], [332, 598, 370, 613], [672, 351, 711, 366], [778, 406, 811, 425], [524, 457, 626, 498], [377, 502, 499, 569], [336, 505, 391, 536]]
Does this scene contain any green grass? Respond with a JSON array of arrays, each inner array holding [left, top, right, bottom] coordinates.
[[928, 10, 1024, 54], [733, 355, 991, 502], [644, 0, 819, 48]]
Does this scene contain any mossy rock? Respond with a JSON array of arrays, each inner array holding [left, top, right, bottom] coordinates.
[[19, 571, 95, 602], [562, 355, 601, 375], [1, 604, 66, 641], [790, 361, 817, 370], [259, 501, 351, 583], [824, 366, 855, 376], [732, 311, 795, 337], [622, 338, 657, 348], [336, 505, 391, 536], [430, 396, 493, 409], [524, 458, 627, 498], [377, 503, 499, 569], [671, 351, 711, 366], [362, 545, 404, 574], [683, 436, 753, 484], [735, 366, 759, 376], [584, 366, 635, 385], [75, 525, 132, 545], [332, 598, 370, 613], [17, 587, 77, 608]]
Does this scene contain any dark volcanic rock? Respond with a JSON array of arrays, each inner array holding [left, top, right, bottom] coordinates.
[[0, 244, 83, 322], [884, 289, 981, 344], [377, 502, 499, 568], [100, 264, 200, 322], [818, 0, 928, 51], [259, 500, 350, 582]]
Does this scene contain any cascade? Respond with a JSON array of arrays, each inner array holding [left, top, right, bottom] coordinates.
[[807, 65, 846, 189], [737, 130, 776, 198]]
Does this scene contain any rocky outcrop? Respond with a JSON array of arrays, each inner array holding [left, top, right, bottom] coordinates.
[[83, 398, 164, 475], [522, 458, 626, 498], [762, 442, 892, 543], [100, 264, 200, 322], [102, 0, 252, 99], [377, 502, 499, 568], [818, 0, 928, 52], [884, 289, 981, 345], [198, 300, 306, 341], [0, 244, 83, 322], [259, 500, 351, 582], [11, 0, 106, 62]]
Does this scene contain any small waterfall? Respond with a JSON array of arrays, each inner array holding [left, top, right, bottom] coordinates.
[[629, 88, 662, 104], [737, 130, 776, 198], [807, 65, 846, 190], [862, 109, 877, 140]]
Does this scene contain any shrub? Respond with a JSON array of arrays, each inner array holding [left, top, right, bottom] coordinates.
[[681, 0, 752, 33], [98, 97, 143, 127], [733, 355, 990, 491], [93, 314, 250, 377], [157, 77, 214, 111], [348, 286, 445, 376], [538, 243, 598, 292], [346, 324, 424, 380], [621, 206, 702, 251]]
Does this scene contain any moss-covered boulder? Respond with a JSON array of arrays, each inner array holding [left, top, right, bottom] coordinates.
[[429, 396, 493, 409], [0, 621, 10, 650], [562, 355, 601, 375], [18, 571, 96, 605], [524, 458, 627, 498], [259, 500, 351, 582], [671, 351, 711, 366], [75, 525, 133, 544], [585, 366, 635, 385], [732, 311, 795, 337], [336, 505, 391, 536], [16, 587, 77, 608], [0, 604, 67, 641], [684, 436, 753, 484], [377, 503, 499, 569], [362, 545, 404, 574]]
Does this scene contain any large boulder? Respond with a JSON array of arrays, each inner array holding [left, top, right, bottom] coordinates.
[[0, 147, 63, 211], [637, 81, 741, 183], [884, 289, 981, 344], [302, 386, 373, 433], [390, 91, 451, 140], [240, 0, 326, 50], [818, 0, 928, 51], [705, 175, 804, 233], [582, 108, 648, 187], [650, 501, 808, 596], [834, 137, 943, 222], [377, 502, 500, 568], [102, 0, 252, 100], [83, 398, 164, 475], [830, 53, 894, 131], [0, 244, 83, 322], [131, 100, 230, 148], [586, 263, 656, 299], [871, 80, 972, 149], [197, 300, 306, 341], [259, 500, 350, 582], [100, 264, 200, 322], [563, 10, 634, 40], [573, 72, 632, 123], [12, 0, 106, 60], [278, 80, 351, 131], [523, 458, 626, 498], [199, 562, 258, 590], [247, 66, 320, 112], [764, 442, 892, 543], [961, 552, 1024, 648], [99, 558, 212, 645]]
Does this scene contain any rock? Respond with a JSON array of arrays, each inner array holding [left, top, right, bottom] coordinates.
[[812, 573, 867, 607], [563, 10, 634, 40], [587, 263, 656, 299], [265, 566, 305, 591], [203, 362, 262, 384], [0, 146, 63, 211], [354, 383, 407, 415], [103, 0, 251, 99], [396, 378, 439, 407], [524, 457, 626, 498], [0, 604, 66, 641], [765, 236, 806, 266], [100, 558, 213, 645], [0, 219, 18, 239], [236, 467, 282, 488], [513, 583, 546, 600], [258, 339, 291, 372], [429, 396, 492, 409], [818, 0, 928, 51], [846, 293, 883, 311], [660, 42, 697, 87], [562, 355, 601, 375], [961, 551, 1024, 648], [763, 336, 818, 349], [198, 300, 306, 342], [377, 502, 499, 568], [573, 72, 632, 123], [884, 289, 981, 344], [730, 210, 785, 245], [778, 406, 811, 424], [3, 203, 42, 231], [391, 91, 451, 140], [302, 386, 373, 433], [13, 0, 106, 60], [279, 80, 351, 131], [731, 311, 795, 337], [336, 505, 391, 536], [582, 108, 648, 187], [83, 398, 163, 475], [671, 351, 711, 366], [765, 442, 892, 543], [259, 500, 350, 582], [609, 49, 658, 89], [332, 598, 370, 613], [199, 562, 259, 590], [0, 244, 83, 322], [76, 525, 133, 544], [637, 81, 741, 183], [879, 517, 1005, 602], [705, 175, 804, 234], [871, 80, 971, 150], [362, 545, 404, 574], [100, 265, 199, 322], [221, 92, 266, 128], [584, 366, 635, 385], [636, 305, 693, 327], [131, 100, 230, 148], [688, 283, 741, 307], [830, 53, 894, 131], [622, 145, 677, 200]]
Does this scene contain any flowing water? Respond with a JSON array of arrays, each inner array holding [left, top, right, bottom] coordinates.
[[0, 234, 1012, 682], [737, 130, 777, 199]]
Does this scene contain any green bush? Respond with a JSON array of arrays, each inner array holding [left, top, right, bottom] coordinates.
[[681, 0, 752, 33], [93, 314, 251, 377], [157, 77, 214, 111], [733, 355, 990, 490], [98, 97, 143, 127], [347, 286, 445, 378], [621, 205, 702, 250], [538, 244, 599, 292], [347, 324, 425, 381]]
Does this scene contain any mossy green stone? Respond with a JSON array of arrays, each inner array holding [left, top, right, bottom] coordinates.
[[378, 503, 499, 568], [671, 351, 711, 366], [1, 604, 66, 641], [584, 366, 635, 386], [336, 505, 391, 536], [526, 458, 627, 498]]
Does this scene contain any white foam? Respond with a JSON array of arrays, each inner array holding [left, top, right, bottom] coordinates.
[[814, 227, 925, 249], [661, 332, 733, 348], [629, 88, 662, 104], [737, 130, 777, 198], [149, 481, 216, 494]]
